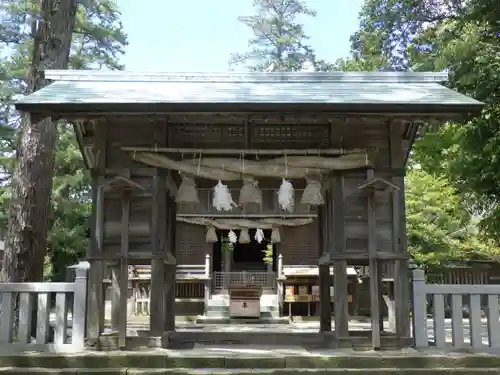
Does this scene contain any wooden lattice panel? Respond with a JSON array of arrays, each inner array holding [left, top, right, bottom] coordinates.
[[169, 123, 221, 145], [168, 124, 246, 148], [222, 125, 245, 140], [251, 124, 329, 149], [280, 223, 318, 265]]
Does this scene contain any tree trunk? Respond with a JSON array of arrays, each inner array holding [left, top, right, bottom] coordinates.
[[2, 0, 78, 282]]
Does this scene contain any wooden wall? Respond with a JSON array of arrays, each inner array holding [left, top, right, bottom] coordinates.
[[87, 114, 407, 266], [176, 223, 209, 265], [343, 172, 392, 258]]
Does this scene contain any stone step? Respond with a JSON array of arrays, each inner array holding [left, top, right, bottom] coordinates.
[[2, 353, 500, 370], [168, 331, 333, 348], [2, 369, 500, 374]]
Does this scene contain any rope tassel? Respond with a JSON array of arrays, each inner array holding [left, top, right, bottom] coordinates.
[[205, 226, 218, 243], [239, 228, 251, 243], [271, 227, 281, 243], [300, 177, 324, 206], [176, 173, 199, 204], [239, 177, 262, 205]]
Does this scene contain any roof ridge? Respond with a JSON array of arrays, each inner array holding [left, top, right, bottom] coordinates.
[[43, 70, 449, 84]]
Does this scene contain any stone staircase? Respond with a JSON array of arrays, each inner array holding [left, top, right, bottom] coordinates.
[[2, 351, 500, 374]]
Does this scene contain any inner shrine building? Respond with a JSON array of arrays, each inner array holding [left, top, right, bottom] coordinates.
[[14, 70, 483, 349]]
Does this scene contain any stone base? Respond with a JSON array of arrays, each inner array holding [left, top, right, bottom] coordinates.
[[3, 350, 500, 374]]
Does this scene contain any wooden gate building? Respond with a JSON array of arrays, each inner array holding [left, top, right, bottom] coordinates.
[[15, 70, 483, 349]]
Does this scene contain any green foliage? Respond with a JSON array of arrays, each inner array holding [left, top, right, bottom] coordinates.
[[230, 0, 318, 72], [351, 0, 462, 71], [351, 0, 500, 265], [405, 169, 500, 270], [449, 107, 500, 239], [0, 0, 127, 280], [263, 244, 273, 264], [221, 236, 234, 253]]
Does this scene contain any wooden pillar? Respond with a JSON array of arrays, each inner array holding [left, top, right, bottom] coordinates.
[[109, 178, 132, 349], [150, 169, 167, 336], [118, 188, 130, 348], [331, 174, 349, 338], [87, 173, 105, 341], [366, 169, 381, 349], [318, 197, 331, 332], [87, 123, 106, 343], [389, 122, 411, 340], [164, 192, 177, 332]]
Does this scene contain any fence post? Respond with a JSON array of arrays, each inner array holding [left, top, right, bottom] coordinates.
[[412, 268, 428, 348], [72, 266, 88, 351], [204, 254, 211, 314], [277, 254, 283, 278], [277, 254, 284, 316]]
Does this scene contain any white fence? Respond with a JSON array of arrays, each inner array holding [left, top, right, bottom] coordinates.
[[0, 267, 87, 352], [412, 268, 500, 350]]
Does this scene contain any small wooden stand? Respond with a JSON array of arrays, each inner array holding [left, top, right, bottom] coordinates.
[[228, 287, 262, 318]]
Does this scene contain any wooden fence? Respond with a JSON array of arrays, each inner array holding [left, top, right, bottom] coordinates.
[[0, 267, 87, 352], [412, 268, 500, 350]]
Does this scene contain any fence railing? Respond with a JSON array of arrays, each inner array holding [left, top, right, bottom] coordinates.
[[0, 267, 87, 352], [214, 271, 276, 290], [127, 259, 211, 316], [412, 268, 500, 350], [131, 280, 207, 316]]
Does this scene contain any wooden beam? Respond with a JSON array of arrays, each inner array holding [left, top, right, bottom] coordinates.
[[120, 147, 363, 156], [331, 174, 349, 338], [244, 115, 251, 149], [59, 111, 467, 122], [327, 252, 409, 261]]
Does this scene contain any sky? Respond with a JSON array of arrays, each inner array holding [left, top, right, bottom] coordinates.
[[117, 0, 364, 72]]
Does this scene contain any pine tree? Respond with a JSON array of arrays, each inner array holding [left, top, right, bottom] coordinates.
[[0, 0, 127, 281], [230, 0, 317, 72]]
